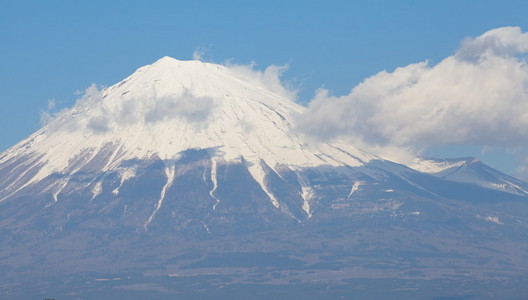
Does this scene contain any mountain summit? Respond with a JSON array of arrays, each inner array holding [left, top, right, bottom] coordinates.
[[1, 57, 372, 217], [1, 57, 528, 298]]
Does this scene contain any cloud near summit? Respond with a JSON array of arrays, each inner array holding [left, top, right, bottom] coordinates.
[[46, 59, 295, 135], [298, 26, 528, 152]]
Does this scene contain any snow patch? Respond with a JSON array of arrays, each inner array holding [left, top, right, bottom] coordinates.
[[203, 221, 211, 234], [51, 177, 69, 202], [144, 164, 176, 229], [247, 161, 279, 208], [410, 158, 466, 173], [209, 158, 220, 210], [301, 186, 314, 218], [477, 214, 503, 225], [112, 167, 137, 195], [91, 181, 103, 200], [491, 180, 528, 195], [348, 181, 363, 199]]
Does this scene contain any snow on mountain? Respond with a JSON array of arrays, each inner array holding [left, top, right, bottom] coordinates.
[[0, 57, 373, 208], [409, 157, 467, 173], [411, 157, 528, 196]]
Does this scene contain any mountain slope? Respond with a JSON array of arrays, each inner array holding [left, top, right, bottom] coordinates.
[[0, 57, 373, 217]]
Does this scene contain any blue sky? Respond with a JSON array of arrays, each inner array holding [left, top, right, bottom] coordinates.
[[1, 0, 528, 177]]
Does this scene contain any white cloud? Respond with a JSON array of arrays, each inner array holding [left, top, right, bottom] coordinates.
[[77, 83, 100, 99], [457, 27, 528, 62], [39, 99, 56, 126], [76, 89, 218, 134], [299, 26, 528, 159], [192, 49, 298, 101], [43, 58, 295, 137], [144, 92, 216, 124], [225, 61, 298, 101], [192, 47, 207, 61], [40, 83, 106, 132], [87, 115, 110, 133]]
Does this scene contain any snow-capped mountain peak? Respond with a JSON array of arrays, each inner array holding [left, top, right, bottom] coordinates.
[[0, 57, 372, 205]]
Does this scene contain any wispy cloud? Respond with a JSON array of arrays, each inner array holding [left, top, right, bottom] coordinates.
[[192, 46, 208, 61], [226, 61, 298, 101], [39, 99, 56, 126]]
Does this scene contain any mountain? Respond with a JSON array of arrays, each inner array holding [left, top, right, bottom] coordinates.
[[0, 57, 373, 223], [1, 57, 527, 299], [412, 157, 528, 196]]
